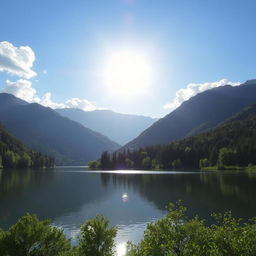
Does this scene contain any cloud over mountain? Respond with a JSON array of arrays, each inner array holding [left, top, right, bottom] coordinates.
[[1, 79, 98, 111], [39, 92, 65, 109], [0, 41, 99, 112], [65, 98, 97, 111], [164, 79, 241, 110], [2, 79, 38, 102]]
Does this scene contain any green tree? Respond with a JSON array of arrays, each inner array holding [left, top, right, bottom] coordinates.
[[2, 204, 256, 256], [140, 152, 148, 158], [172, 159, 182, 169], [211, 212, 256, 255], [152, 159, 161, 169], [142, 157, 152, 169], [0, 155, 3, 169], [17, 153, 32, 168], [0, 228, 4, 256], [100, 152, 111, 169], [3, 150, 17, 168], [88, 160, 100, 170], [1, 214, 71, 256], [126, 202, 213, 256], [125, 158, 134, 169], [127, 202, 256, 256], [78, 215, 117, 256], [199, 158, 210, 169], [218, 148, 237, 168]]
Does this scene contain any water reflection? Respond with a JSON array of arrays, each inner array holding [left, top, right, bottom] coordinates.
[[122, 193, 129, 202], [1, 168, 256, 245], [101, 171, 256, 222]]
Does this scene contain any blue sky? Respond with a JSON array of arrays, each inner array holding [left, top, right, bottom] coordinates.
[[0, 0, 256, 117]]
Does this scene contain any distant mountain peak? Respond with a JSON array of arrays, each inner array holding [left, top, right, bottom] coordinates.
[[0, 93, 120, 165], [56, 108, 157, 145]]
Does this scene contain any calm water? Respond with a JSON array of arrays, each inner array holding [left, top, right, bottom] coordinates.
[[1, 167, 256, 254]]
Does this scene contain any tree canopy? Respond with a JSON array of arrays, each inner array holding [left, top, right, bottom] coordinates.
[[0, 124, 54, 169], [1, 204, 256, 255], [99, 105, 256, 170]]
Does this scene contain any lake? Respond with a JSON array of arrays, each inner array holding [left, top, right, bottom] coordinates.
[[1, 167, 256, 255]]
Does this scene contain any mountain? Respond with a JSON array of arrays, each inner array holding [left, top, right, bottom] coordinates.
[[0, 123, 54, 168], [123, 80, 256, 150], [224, 103, 256, 123], [0, 93, 120, 165], [100, 104, 256, 169], [56, 108, 157, 145]]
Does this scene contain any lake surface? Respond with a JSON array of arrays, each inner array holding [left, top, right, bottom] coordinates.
[[1, 167, 256, 255]]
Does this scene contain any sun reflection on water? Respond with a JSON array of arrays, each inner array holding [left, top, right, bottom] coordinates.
[[122, 193, 129, 202]]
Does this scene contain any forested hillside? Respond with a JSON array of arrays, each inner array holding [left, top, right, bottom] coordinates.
[[0, 93, 120, 165], [123, 80, 256, 150], [0, 124, 54, 168], [99, 105, 256, 170]]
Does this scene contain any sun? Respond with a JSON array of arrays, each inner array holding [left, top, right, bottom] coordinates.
[[103, 50, 152, 96]]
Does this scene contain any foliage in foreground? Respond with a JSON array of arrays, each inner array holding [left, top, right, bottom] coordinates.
[[1, 203, 256, 255], [78, 215, 117, 256], [127, 202, 256, 256], [0, 214, 71, 256], [0, 214, 116, 256]]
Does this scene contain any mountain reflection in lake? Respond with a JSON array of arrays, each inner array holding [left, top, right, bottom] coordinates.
[[1, 168, 256, 245]]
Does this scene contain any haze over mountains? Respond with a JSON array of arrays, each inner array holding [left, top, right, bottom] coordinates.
[[0, 93, 119, 165], [1, 79, 256, 166], [56, 108, 157, 145], [123, 80, 256, 150]]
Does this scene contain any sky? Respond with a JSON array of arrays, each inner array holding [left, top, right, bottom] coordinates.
[[0, 0, 256, 118]]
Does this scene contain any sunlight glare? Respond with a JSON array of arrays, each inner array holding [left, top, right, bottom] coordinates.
[[122, 193, 129, 202], [116, 242, 127, 256], [103, 50, 152, 96]]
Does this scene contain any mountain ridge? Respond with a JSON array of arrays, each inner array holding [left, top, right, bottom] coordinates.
[[123, 81, 256, 150], [0, 93, 120, 165], [56, 108, 157, 145], [100, 103, 256, 169]]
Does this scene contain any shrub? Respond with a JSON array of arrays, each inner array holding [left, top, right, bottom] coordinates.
[[78, 215, 117, 256], [1, 214, 71, 256]]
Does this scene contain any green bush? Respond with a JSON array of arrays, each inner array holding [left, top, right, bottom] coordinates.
[[142, 157, 152, 169], [78, 215, 117, 256], [127, 202, 256, 256], [0, 214, 71, 256], [88, 160, 100, 169], [1, 204, 256, 256]]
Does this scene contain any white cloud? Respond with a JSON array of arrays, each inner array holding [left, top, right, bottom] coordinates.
[[39, 92, 65, 109], [39, 94, 97, 111], [2, 79, 38, 102], [0, 41, 37, 79], [164, 79, 241, 110], [65, 98, 97, 111], [0, 41, 99, 112], [1, 78, 98, 111]]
